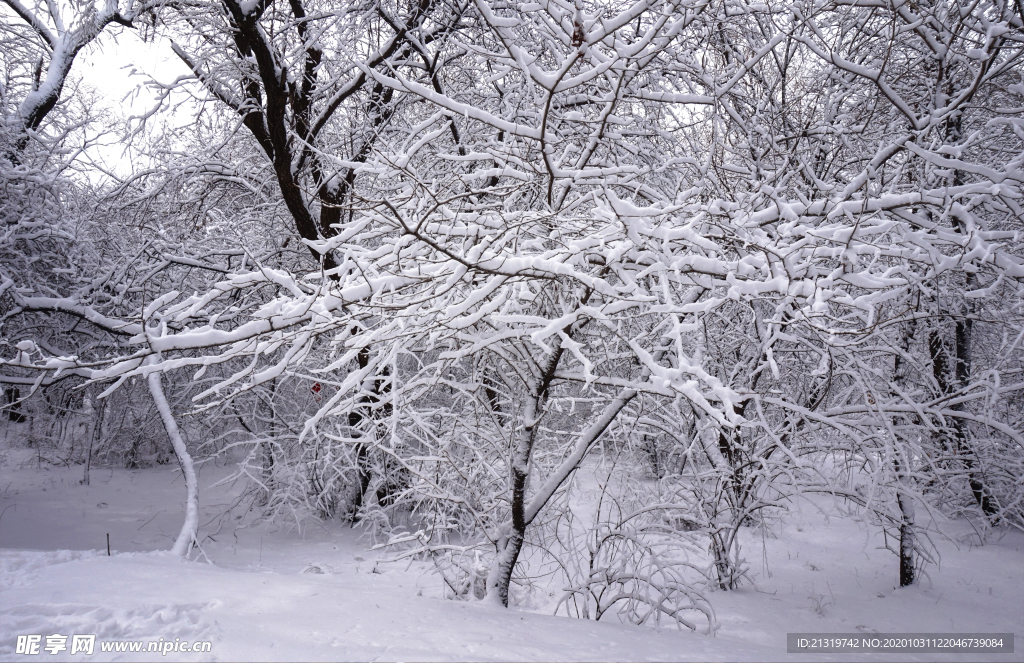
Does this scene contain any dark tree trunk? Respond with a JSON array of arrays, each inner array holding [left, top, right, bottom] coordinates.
[[4, 388, 27, 423], [929, 326, 998, 521]]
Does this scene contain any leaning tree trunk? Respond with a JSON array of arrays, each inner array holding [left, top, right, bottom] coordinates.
[[484, 389, 542, 607], [484, 379, 637, 606], [146, 355, 198, 558]]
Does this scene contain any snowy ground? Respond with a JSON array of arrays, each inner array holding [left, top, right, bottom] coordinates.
[[1, 445, 1021, 662]]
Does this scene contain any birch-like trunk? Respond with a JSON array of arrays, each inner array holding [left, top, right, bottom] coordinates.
[[896, 463, 916, 587], [893, 321, 917, 586]]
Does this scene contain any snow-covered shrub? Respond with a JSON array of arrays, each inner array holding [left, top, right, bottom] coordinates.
[[547, 472, 717, 633]]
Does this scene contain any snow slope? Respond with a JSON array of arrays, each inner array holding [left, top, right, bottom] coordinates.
[[1, 548, 787, 662], [1, 450, 1022, 661]]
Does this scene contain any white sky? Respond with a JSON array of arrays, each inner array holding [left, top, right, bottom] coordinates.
[[75, 28, 193, 180]]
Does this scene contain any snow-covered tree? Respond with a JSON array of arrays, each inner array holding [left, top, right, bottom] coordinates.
[[3, 0, 1021, 596]]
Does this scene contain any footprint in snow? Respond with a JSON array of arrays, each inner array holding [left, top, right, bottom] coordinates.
[[303, 562, 333, 574]]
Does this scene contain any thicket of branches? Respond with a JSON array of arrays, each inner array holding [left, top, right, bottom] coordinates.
[[2, 0, 1023, 624]]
